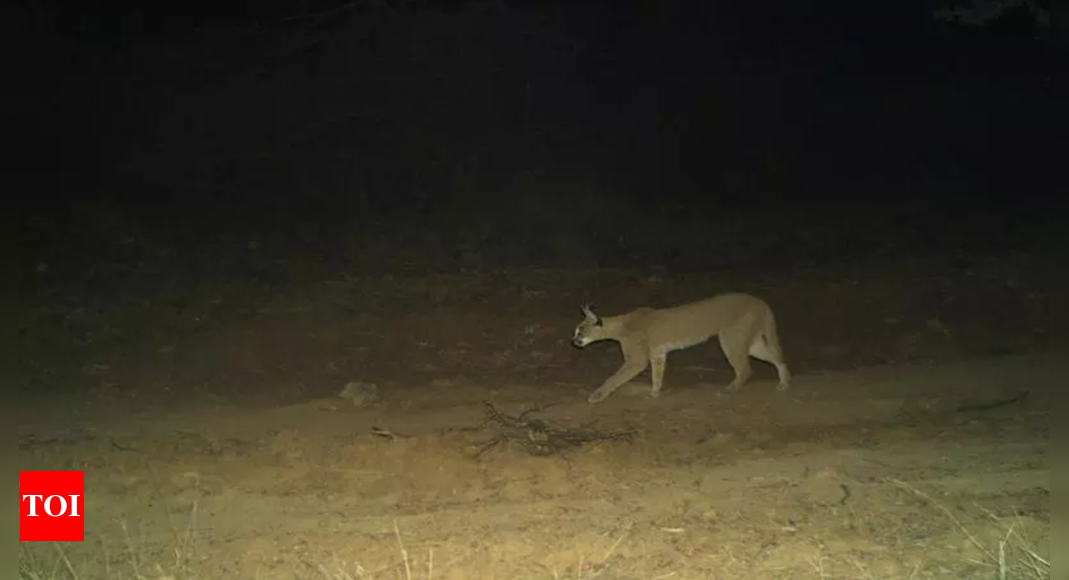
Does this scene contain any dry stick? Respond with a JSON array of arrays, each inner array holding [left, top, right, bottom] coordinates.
[[516, 400, 564, 421], [994, 518, 1020, 580], [983, 506, 1052, 577], [1008, 523, 1050, 580], [592, 520, 633, 578], [998, 532, 1008, 580], [888, 478, 995, 564], [997, 508, 1050, 578], [956, 390, 1029, 412], [51, 542, 79, 580], [120, 519, 143, 578], [394, 519, 412, 580], [185, 499, 199, 562], [100, 536, 112, 580], [808, 553, 828, 580], [1021, 542, 1050, 575], [851, 557, 876, 580]]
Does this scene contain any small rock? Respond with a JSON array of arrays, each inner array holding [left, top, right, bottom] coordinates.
[[338, 381, 380, 407]]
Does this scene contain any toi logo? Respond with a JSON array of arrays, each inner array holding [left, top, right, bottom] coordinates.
[[20, 471, 85, 541]]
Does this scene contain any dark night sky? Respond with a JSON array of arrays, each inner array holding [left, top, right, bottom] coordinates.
[[16, 0, 1052, 218], [29, 0, 1047, 75]]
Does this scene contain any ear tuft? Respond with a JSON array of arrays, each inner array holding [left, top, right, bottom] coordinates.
[[581, 304, 602, 326]]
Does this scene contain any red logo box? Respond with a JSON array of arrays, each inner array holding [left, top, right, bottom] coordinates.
[[20, 471, 85, 541]]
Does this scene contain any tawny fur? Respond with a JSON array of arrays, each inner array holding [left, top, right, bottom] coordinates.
[[572, 293, 791, 403]]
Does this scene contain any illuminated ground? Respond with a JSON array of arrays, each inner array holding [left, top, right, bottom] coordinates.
[[19, 233, 1050, 578]]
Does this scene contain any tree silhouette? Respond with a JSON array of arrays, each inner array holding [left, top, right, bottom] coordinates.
[[934, 0, 1050, 31]]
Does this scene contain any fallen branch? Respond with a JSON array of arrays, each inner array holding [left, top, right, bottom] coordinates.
[[957, 390, 1029, 412], [473, 401, 636, 457]]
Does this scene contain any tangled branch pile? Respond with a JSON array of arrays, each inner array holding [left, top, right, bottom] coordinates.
[[472, 401, 636, 457]]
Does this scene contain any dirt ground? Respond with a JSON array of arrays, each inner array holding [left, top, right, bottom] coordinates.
[[17, 217, 1050, 579]]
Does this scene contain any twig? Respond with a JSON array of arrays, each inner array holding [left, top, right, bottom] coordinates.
[[517, 400, 563, 421], [393, 519, 411, 580], [957, 390, 1029, 412], [51, 542, 79, 580], [889, 478, 994, 563], [589, 521, 632, 578], [477, 401, 635, 457], [839, 483, 852, 505], [372, 426, 412, 440], [110, 439, 137, 452]]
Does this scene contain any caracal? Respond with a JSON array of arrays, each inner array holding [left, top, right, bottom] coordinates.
[[571, 293, 791, 403]]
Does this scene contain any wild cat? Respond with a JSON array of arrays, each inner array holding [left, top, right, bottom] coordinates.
[[571, 293, 791, 403]]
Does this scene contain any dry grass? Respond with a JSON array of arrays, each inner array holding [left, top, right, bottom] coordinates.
[[19, 481, 198, 580], [890, 478, 1050, 580], [17, 442, 1049, 579], [20, 500, 1050, 580]]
